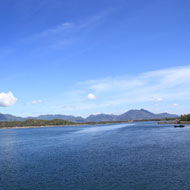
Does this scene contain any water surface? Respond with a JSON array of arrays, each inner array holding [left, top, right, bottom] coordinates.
[[0, 122, 190, 190]]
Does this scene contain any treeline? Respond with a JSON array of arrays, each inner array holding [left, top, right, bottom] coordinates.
[[181, 114, 190, 121], [0, 119, 74, 128]]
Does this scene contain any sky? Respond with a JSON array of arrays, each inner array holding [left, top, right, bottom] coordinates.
[[0, 0, 190, 117]]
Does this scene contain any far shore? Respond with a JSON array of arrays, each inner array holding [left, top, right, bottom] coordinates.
[[1, 119, 185, 129], [158, 121, 190, 124], [0, 124, 88, 129], [0, 121, 132, 129]]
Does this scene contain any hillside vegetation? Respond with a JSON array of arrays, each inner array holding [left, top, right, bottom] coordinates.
[[0, 119, 74, 128], [181, 114, 190, 121]]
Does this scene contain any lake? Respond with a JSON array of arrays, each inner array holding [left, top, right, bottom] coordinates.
[[1, 122, 190, 190]]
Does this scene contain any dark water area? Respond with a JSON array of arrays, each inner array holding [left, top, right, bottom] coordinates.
[[1, 122, 190, 190]]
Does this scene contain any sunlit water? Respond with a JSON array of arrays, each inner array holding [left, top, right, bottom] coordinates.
[[1, 122, 190, 190]]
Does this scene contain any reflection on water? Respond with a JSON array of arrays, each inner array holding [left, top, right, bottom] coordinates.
[[77, 123, 134, 133], [0, 122, 190, 190]]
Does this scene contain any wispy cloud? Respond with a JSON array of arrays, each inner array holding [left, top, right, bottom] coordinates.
[[32, 100, 42, 105], [43, 22, 73, 35], [60, 66, 190, 114], [153, 97, 164, 102], [83, 66, 190, 93], [21, 8, 115, 51], [0, 7, 116, 61], [27, 22, 74, 42]]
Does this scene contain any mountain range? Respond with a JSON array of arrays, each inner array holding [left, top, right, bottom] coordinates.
[[0, 109, 179, 122]]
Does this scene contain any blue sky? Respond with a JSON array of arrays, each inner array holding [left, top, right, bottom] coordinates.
[[0, 0, 190, 117]]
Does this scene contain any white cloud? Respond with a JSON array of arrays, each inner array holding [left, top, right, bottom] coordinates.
[[0, 91, 18, 107], [32, 100, 42, 104], [88, 93, 96, 100], [173, 103, 179, 107]]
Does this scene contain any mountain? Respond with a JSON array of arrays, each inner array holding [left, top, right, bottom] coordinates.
[[117, 109, 155, 121], [28, 114, 85, 123], [0, 113, 24, 121], [86, 114, 117, 122], [86, 109, 179, 122], [118, 109, 179, 121], [0, 109, 179, 122]]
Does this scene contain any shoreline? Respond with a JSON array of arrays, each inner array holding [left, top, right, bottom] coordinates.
[[0, 122, 131, 129], [0, 123, 92, 129], [158, 121, 190, 124]]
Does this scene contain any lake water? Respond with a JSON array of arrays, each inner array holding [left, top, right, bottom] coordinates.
[[1, 122, 190, 190]]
